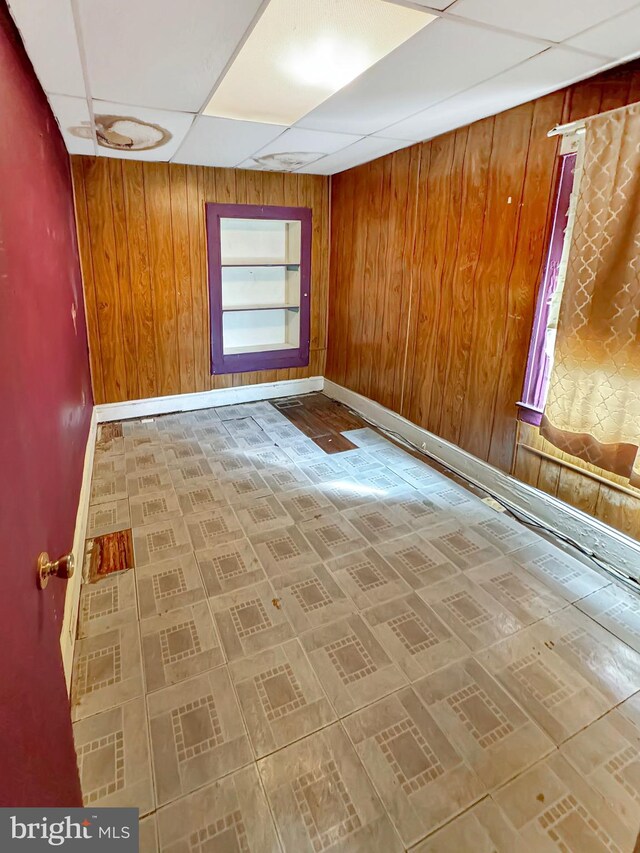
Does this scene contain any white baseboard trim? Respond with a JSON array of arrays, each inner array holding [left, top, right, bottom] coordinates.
[[60, 407, 98, 690], [95, 377, 325, 423], [324, 379, 640, 581]]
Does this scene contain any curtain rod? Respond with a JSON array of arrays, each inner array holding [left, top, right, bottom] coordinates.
[[548, 98, 640, 137]]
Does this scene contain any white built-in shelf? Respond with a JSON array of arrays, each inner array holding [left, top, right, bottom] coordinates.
[[221, 259, 300, 268], [224, 341, 298, 355], [222, 303, 300, 312]]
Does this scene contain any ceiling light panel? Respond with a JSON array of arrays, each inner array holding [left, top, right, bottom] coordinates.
[[204, 0, 435, 126]]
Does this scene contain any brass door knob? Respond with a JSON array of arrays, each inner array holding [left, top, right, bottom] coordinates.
[[37, 552, 75, 589]]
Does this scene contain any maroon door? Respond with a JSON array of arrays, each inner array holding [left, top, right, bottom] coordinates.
[[0, 2, 93, 806]]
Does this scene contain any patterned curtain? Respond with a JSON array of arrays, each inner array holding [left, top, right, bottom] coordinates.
[[541, 102, 640, 486]]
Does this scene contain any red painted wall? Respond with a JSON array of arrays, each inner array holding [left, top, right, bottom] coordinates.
[[0, 2, 92, 805]]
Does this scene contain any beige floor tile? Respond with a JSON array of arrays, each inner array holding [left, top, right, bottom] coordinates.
[[174, 478, 227, 515], [492, 752, 635, 851], [140, 602, 224, 693], [414, 657, 554, 790], [262, 465, 313, 492], [576, 584, 640, 654], [319, 477, 384, 512], [259, 722, 403, 853], [421, 523, 502, 571], [327, 547, 412, 610], [512, 540, 609, 602], [125, 447, 168, 476], [278, 486, 336, 522], [129, 489, 182, 527], [132, 516, 193, 567], [234, 494, 294, 535], [342, 504, 411, 546], [272, 563, 356, 633], [185, 505, 244, 550], [86, 498, 130, 538], [229, 639, 337, 758], [301, 614, 407, 716], [382, 492, 450, 534], [93, 452, 126, 479], [71, 623, 143, 721], [210, 580, 295, 662], [148, 668, 252, 806], [244, 445, 291, 469], [90, 472, 129, 505], [249, 525, 318, 578], [411, 797, 524, 852], [466, 557, 567, 626], [298, 456, 348, 484], [221, 470, 274, 505], [197, 538, 266, 596], [532, 607, 640, 706], [300, 512, 368, 561], [333, 449, 385, 476], [363, 594, 470, 680], [73, 698, 154, 815], [342, 688, 485, 847], [156, 765, 281, 852], [192, 420, 231, 441], [163, 438, 206, 464], [394, 462, 448, 491], [136, 553, 207, 619], [418, 574, 525, 651], [139, 814, 158, 853], [77, 571, 138, 638], [201, 434, 239, 453], [477, 622, 611, 744], [208, 448, 257, 478], [376, 533, 460, 591], [471, 513, 540, 554], [126, 467, 174, 498], [281, 437, 327, 463], [169, 457, 216, 488], [357, 468, 411, 495], [561, 704, 640, 834]]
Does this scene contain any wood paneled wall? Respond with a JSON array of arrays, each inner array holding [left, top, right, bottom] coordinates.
[[71, 158, 329, 404], [327, 59, 640, 540]]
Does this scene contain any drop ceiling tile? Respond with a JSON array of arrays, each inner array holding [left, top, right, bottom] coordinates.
[[91, 101, 195, 161], [404, 0, 456, 8], [448, 0, 639, 43], [296, 136, 411, 175], [8, 0, 85, 97], [77, 0, 264, 112], [48, 95, 95, 155], [381, 47, 610, 142], [566, 6, 640, 60], [172, 116, 287, 167], [256, 128, 363, 157], [297, 18, 544, 136]]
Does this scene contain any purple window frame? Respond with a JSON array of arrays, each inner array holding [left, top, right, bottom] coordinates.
[[206, 202, 312, 375], [518, 152, 576, 426]]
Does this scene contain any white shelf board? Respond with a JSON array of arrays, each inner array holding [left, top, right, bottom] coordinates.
[[224, 341, 298, 355], [222, 303, 300, 312], [221, 259, 300, 267]]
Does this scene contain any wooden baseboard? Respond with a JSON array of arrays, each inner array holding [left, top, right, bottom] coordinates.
[[60, 408, 97, 690], [94, 377, 325, 423], [324, 379, 640, 582]]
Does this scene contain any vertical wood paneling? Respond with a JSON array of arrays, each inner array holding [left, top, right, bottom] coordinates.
[[326, 57, 640, 541], [72, 159, 329, 403]]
